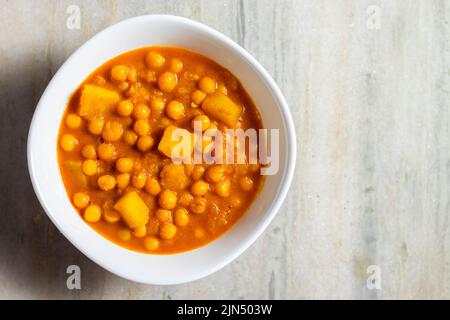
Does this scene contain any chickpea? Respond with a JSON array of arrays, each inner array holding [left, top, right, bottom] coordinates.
[[133, 226, 147, 238], [159, 223, 177, 240], [144, 236, 160, 251], [191, 180, 209, 196], [166, 100, 185, 120], [123, 129, 138, 146], [170, 58, 183, 73], [82, 159, 98, 176], [88, 118, 105, 135], [65, 113, 82, 129], [174, 208, 189, 227], [156, 209, 172, 223], [215, 179, 231, 197], [118, 228, 131, 241], [132, 103, 150, 120], [132, 172, 147, 189], [133, 119, 150, 136], [145, 51, 165, 69], [81, 144, 97, 159], [98, 175, 116, 191], [206, 165, 225, 183], [178, 191, 194, 207], [191, 90, 207, 105], [158, 72, 177, 93], [151, 97, 165, 117], [102, 120, 123, 142], [73, 192, 89, 208], [111, 65, 129, 82], [190, 196, 206, 214], [191, 165, 205, 181], [145, 177, 161, 196], [116, 100, 134, 117], [97, 143, 116, 161], [116, 173, 130, 189], [103, 208, 120, 223], [60, 134, 78, 152], [116, 157, 134, 173], [159, 190, 177, 210], [198, 76, 216, 93], [191, 115, 210, 131], [84, 205, 102, 222], [137, 136, 155, 152], [240, 176, 254, 191]]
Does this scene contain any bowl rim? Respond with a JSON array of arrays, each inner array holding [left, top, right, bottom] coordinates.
[[27, 14, 296, 285]]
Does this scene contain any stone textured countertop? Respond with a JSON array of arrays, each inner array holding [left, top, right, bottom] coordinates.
[[1, 0, 449, 299]]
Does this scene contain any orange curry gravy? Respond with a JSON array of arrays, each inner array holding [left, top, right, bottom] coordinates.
[[57, 47, 264, 254]]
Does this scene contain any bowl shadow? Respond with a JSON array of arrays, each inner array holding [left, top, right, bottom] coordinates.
[[0, 51, 107, 299]]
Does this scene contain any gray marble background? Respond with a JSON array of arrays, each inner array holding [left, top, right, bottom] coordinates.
[[1, 0, 449, 299]]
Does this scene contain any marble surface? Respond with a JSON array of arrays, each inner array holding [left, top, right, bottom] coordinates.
[[1, 0, 450, 299]]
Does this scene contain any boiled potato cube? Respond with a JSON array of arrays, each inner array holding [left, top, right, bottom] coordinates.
[[158, 126, 195, 159], [201, 92, 242, 127], [78, 84, 120, 120], [114, 191, 149, 229]]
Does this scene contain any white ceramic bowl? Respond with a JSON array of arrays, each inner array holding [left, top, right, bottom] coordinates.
[[27, 15, 296, 285]]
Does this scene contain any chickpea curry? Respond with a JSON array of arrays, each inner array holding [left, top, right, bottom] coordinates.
[[58, 47, 264, 254]]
